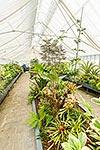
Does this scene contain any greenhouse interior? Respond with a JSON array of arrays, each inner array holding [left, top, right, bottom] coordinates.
[[0, 0, 100, 150]]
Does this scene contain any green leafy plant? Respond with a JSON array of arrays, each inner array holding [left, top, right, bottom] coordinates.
[[30, 58, 38, 67], [28, 61, 98, 150], [89, 79, 97, 88], [80, 61, 96, 76], [80, 74, 90, 83], [27, 101, 53, 130], [90, 118, 100, 133], [80, 95, 93, 118], [29, 67, 51, 102], [90, 66, 100, 77], [0, 63, 22, 94], [89, 118, 100, 149], [79, 61, 100, 89], [40, 38, 66, 65], [66, 59, 80, 79], [46, 106, 88, 150], [30, 62, 44, 78], [62, 132, 89, 150], [96, 82, 100, 90], [91, 97, 100, 105]]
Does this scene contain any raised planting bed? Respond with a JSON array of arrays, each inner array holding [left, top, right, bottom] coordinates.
[[27, 62, 100, 150], [30, 98, 100, 150], [62, 76, 100, 94], [81, 82, 100, 94], [61, 76, 73, 82], [0, 72, 22, 104], [32, 100, 43, 150], [28, 84, 99, 149]]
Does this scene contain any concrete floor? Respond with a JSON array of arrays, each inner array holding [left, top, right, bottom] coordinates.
[[0, 73, 36, 150], [75, 88, 100, 117]]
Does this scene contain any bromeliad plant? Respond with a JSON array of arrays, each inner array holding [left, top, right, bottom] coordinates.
[[46, 106, 89, 150], [80, 61, 100, 83], [78, 61, 100, 91]]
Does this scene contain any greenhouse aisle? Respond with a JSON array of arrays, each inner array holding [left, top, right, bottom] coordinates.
[[76, 89, 100, 117], [0, 73, 36, 150]]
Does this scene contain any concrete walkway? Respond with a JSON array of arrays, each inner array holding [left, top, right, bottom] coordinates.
[[75, 88, 100, 117], [0, 73, 36, 150]]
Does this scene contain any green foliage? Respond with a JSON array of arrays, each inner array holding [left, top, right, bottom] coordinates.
[[88, 118, 100, 148], [53, 62, 68, 75], [28, 93, 34, 102], [90, 118, 100, 133], [30, 58, 38, 67], [0, 63, 22, 94], [27, 111, 40, 128], [34, 74, 50, 90], [80, 95, 93, 118], [91, 97, 100, 105], [47, 106, 88, 149], [40, 38, 66, 65], [89, 79, 97, 88], [79, 61, 100, 89], [27, 101, 53, 129], [28, 61, 99, 149], [90, 66, 100, 76], [89, 131, 100, 149], [62, 132, 87, 150], [80, 61, 96, 75], [96, 82, 100, 90], [29, 69, 51, 101], [80, 74, 90, 83], [64, 59, 81, 79], [30, 62, 44, 75]]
